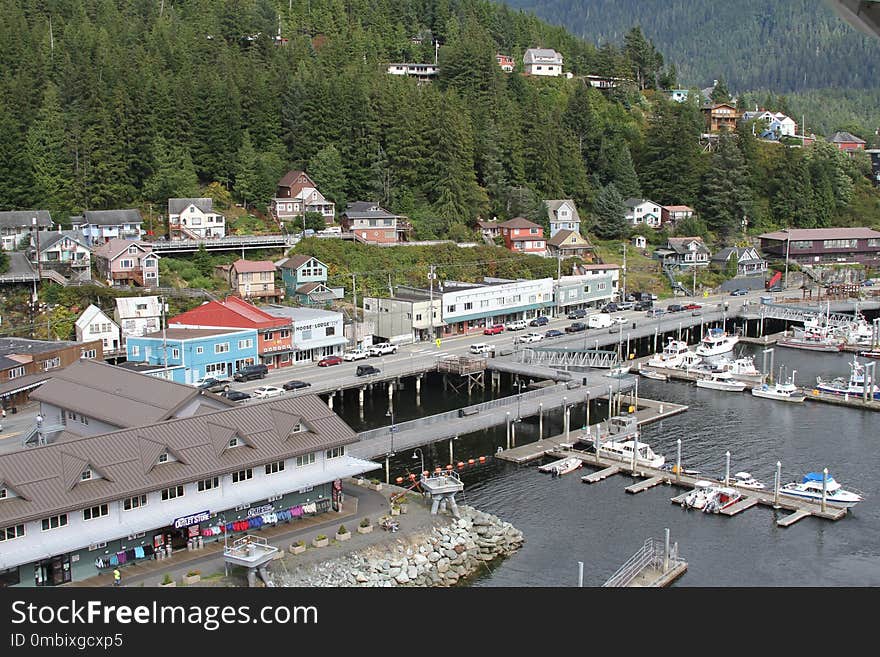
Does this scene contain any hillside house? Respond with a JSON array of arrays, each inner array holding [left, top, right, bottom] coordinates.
[[670, 89, 689, 103], [661, 205, 695, 228], [545, 199, 581, 238], [711, 246, 768, 277], [270, 170, 335, 226], [341, 202, 410, 244], [32, 229, 91, 280], [385, 63, 439, 82], [654, 237, 711, 268], [72, 210, 143, 245], [499, 217, 546, 254], [224, 259, 281, 302], [701, 103, 741, 133], [496, 54, 515, 72], [167, 198, 226, 239], [75, 305, 121, 355], [278, 254, 343, 305], [92, 239, 159, 288], [546, 230, 595, 260], [523, 48, 563, 77], [828, 131, 866, 153], [114, 296, 163, 348], [0, 210, 52, 251], [625, 198, 663, 228]]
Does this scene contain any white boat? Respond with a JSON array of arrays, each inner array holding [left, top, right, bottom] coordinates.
[[816, 355, 880, 400], [646, 338, 691, 369], [732, 472, 766, 490], [778, 323, 843, 352], [676, 350, 704, 372], [838, 313, 874, 345], [597, 438, 665, 468], [638, 365, 668, 381], [710, 354, 761, 379], [695, 328, 739, 360], [702, 486, 743, 514], [538, 456, 583, 476], [682, 481, 715, 510], [779, 472, 863, 509], [605, 364, 631, 378], [696, 371, 747, 392], [751, 370, 806, 402]]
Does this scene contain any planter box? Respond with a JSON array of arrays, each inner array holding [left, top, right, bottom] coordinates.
[[335, 532, 351, 542], [370, 483, 383, 491], [182, 574, 201, 586], [399, 504, 409, 514], [160, 581, 176, 587], [312, 537, 329, 548], [357, 524, 373, 534], [289, 543, 306, 555], [390, 507, 400, 516]]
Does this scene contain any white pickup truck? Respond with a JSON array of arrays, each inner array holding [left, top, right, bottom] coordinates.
[[368, 343, 398, 356]]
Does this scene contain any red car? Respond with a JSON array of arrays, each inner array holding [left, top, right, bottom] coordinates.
[[683, 303, 702, 310], [484, 324, 504, 335], [317, 355, 343, 367]]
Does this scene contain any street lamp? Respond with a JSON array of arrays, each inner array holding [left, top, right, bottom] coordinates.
[[515, 379, 525, 421], [386, 407, 396, 456], [412, 448, 425, 480]]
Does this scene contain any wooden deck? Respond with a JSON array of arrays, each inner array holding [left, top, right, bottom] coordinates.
[[625, 476, 664, 494]]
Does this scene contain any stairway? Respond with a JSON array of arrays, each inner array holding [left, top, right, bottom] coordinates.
[[662, 264, 691, 296]]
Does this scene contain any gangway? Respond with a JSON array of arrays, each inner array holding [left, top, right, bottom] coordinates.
[[517, 346, 619, 370]]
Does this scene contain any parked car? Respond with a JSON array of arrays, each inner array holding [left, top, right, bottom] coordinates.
[[356, 364, 381, 377], [566, 309, 587, 320], [504, 320, 528, 331], [610, 316, 628, 325], [683, 303, 702, 310], [233, 364, 269, 381], [634, 300, 653, 311], [517, 332, 545, 343], [368, 343, 398, 356], [588, 314, 613, 329], [253, 385, 284, 399], [616, 301, 635, 311], [767, 284, 783, 292], [730, 289, 749, 296], [666, 304, 685, 313], [470, 343, 494, 355], [600, 303, 619, 313], [318, 355, 343, 367], [484, 324, 505, 335], [565, 322, 587, 333], [221, 390, 251, 402], [197, 377, 231, 393], [544, 329, 564, 338], [529, 316, 550, 327], [342, 348, 370, 361], [646, 308, 666, 317], [283, 380, 312, 391]]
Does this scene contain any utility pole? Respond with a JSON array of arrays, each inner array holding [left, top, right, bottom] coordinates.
[[783, 229, 791, 290], [351, 273, 357, 347], [621, 242, 627, 302], [161, 295, 168, 370], [428, 264, 436, 340]]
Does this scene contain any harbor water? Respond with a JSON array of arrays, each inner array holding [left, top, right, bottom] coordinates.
[[333, 341, 880, 587]]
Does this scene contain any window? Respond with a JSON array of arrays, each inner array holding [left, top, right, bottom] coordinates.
[[196, 346, 203, 354], [464, 302, 473, 311], [265, 461, 285, 475], [238, 339, 253, 349], [87, 542, 107, 551], [157, 451, 169, 463], [80, 469, 92, 481], [264, 332, 274, 341], [122, 495, 146, 511], [131, 346, 140, 357], [81, 349, 96, 359], [82, 504, 109, 521], [868, 239, 880, 247], [120, 259, 133, 269], [325, 326, 335, 336], [296, 453, 316, 467], [792, 240, 812, 249], [161, 485, 184, 501], [215, 343, 230, 354], [128, 245, 139, 253], [415, 313, 422, 321], [172, 348, 180, 359], [1, 525, 25, 542], [41, 514, 68, 531], [232, 469, 253, 483], [0, 488, 6, 499], [301, 330, 312, 341], [135, 303, 147, 311], [822, 239, 857, 249], [326, 446, 345, 459], [446, 305, 456, 313], [198, 477, 219, 491], [8, 366, 25, 380]]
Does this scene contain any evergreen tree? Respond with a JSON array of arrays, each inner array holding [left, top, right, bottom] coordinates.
[[698, 134, 752, 240], [710, 77, 732, 104], [233, 131, 260, 210], [308, 145, 348, 214], [592, 183, 629, 239], [26, 84, 73, 214], [193, 244, 213, 277], [144, 136, 198, 203]]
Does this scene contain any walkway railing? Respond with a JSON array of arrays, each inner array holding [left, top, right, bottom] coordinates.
[[757, 302, 855, 327], [518, 347, 619, 369], [602, 538, 682, 587]]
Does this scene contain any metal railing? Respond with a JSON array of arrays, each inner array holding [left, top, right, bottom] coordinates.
[[518, 347, 619, 369], [602, 538, 682, 587]]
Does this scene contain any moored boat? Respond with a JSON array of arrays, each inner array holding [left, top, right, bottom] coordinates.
[[695, 328, 739, 360], [751, 369, 805, 402], [638, 365, 668, 381], [815, 355, 880, 400], [646, 338, 691, 369], [597, 438, 665, 468], [859, 350, 880, 360], [778, 324, 843, 352], [682, 481, 715, 510], [732, 472, 766, 490], [696, 371, 748, 392], [703, 486, 743, 514], [779, 472, 863, 509], [605, 364, 631, 378], [538, 456, 583, 477]]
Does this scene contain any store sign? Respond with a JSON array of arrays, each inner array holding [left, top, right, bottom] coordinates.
[[247, 504, 274, 518], [172, 510, 210, 529]]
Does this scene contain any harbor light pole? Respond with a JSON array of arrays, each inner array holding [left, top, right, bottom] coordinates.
[[783, 229, 791, 290], [773, 461, 781, 508], [821, 467, 828, 513], [412, 448, 425, 480], [724, 450, 730, 486], [675, 439, 682, 483]]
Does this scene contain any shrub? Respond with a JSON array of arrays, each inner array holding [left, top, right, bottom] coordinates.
[[162, 574, 173, 585], [337, 525, 348, 534], [293, 540, 305, 547], [359, 517, 371, 528], [315, 535, 327, 541], [369, 478, 380, 485], [186, 570, 200, 577]]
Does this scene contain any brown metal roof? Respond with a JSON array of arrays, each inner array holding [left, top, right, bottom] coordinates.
[[29, 360, 233, 428], [499, 216, 541, 229], [0, 395, 357, 526], [759, 227, 880, 241]]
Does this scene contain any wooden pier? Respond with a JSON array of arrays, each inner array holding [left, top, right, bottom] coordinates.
[[625, 476, 664, 494], [582, 465, 620, 483], [803, 389, 880, 412]]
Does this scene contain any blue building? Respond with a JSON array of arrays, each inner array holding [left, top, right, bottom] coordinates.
[[125, 327, 259, 384], [278, 254, 343, 305]]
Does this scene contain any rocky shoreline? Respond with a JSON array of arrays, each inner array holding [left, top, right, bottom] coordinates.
[[275, 506, 523, 587]]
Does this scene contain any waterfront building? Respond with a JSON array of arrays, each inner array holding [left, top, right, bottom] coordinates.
[[554, 266, 620, 315], [259, 306, 348, 364], [363, 287, 443, 344], [759, 227, 880, 268], [439, 277, 555, 334]]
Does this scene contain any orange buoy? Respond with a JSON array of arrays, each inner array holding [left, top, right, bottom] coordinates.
[[457, 461, 465, 468], [468, 458, 475, 464], [408, 473, 416, 480], [396, 477, 404, 484], [479, 456, 486, 462]]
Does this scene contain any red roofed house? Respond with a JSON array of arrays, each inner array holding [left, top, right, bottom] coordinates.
[[499, 217, 546, 255], [224, 259, 282, 302], [828, 131, 866, 154], [168, 296, 293, 370], [661, 205, 695, 228]]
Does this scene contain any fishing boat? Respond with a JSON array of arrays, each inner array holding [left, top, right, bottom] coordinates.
[[538, 456, 583, 477], [732, 472, 766, 490], [605, 364, 631, 378], [777, 324, 843, 352], [682, 481, 715, 510], [646, 338, 691, 369], [816, 355, 880, 400], [638, 365, 668, 381], [596, 438, 665, 468], [751, 368, 806, 402], [695, 328, 739, 360], [779, 472, 863, 509], [837, 312, 875, 346], [695, 371, 748, 392], [703, 486, 743, 514]]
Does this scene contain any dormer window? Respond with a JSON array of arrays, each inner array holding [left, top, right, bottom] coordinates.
[[80, 469, 92, 481], [0, 488, 7, 499], [228, 436, 244, 448], [157, 452, 169, 463]]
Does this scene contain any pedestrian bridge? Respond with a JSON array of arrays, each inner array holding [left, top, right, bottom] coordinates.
[[750, 301, 857, 327], [516, 347, 620, 370]]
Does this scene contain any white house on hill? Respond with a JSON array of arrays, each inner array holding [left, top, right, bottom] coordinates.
[[523, 49, 563, 77]]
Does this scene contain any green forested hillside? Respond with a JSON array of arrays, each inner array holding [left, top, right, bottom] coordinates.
[[0, 0, 878, 251], [500, 0, 880, 92]]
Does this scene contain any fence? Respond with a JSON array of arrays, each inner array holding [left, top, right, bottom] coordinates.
[[602, 538, 682, 587]]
